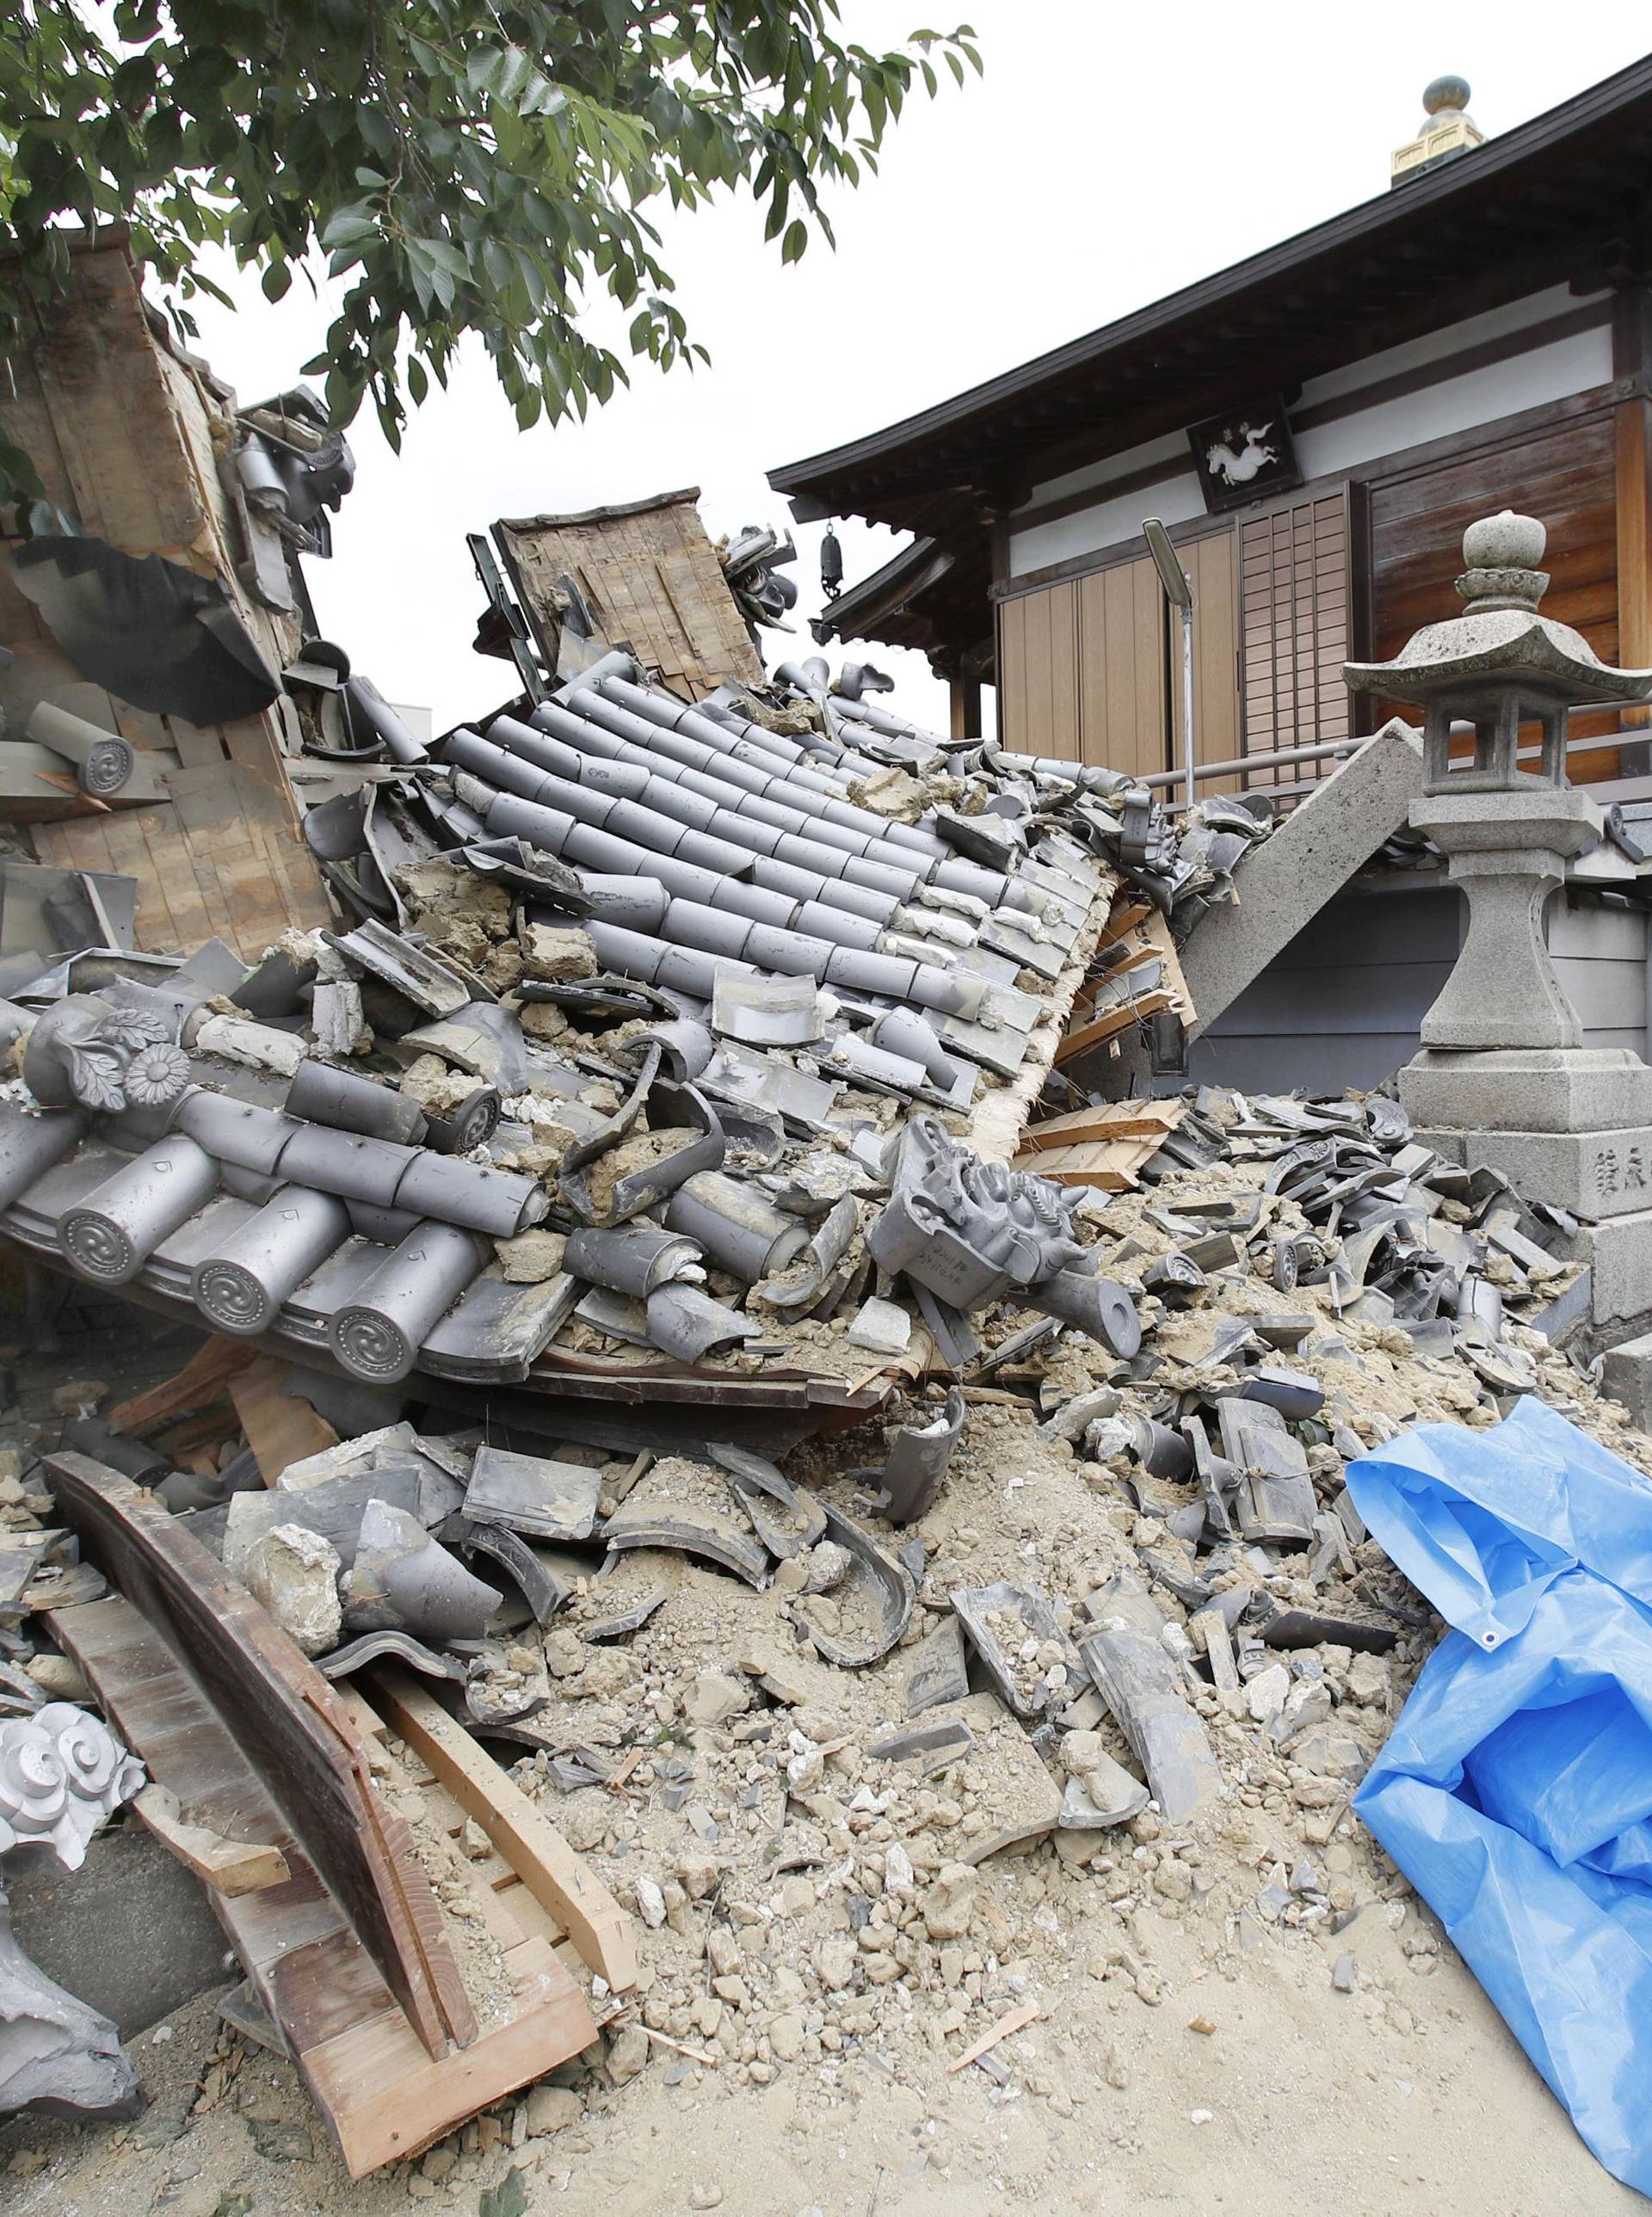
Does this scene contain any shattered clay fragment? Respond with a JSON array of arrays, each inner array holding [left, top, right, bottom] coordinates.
[[317, 1629, 468, 1684], [792, 1503, 913, 1669], [342, 1499, 502, 1642], [1078, 1573, 1223, 1824], [905, 1614, 972, 1717], [601, 1496, 769, 1588], [952, 1579, 1083, 1722], [464, 1444, 604, 1544], [876, 1384, 965, 1523], [707, 1442, 827, 1558]]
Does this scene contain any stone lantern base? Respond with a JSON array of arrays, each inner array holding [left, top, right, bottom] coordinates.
[[1400, 1046, 1652, 1141], [1402, 1053, 1652, 1342]]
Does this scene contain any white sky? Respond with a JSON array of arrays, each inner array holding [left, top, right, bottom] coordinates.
[[178, 2, 1652, 735]]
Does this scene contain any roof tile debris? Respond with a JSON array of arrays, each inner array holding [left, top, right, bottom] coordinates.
[[0, 648, 1264, 1396]]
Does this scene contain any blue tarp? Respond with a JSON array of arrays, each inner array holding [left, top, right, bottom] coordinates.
[[1349, 1395, 1652, 2197]]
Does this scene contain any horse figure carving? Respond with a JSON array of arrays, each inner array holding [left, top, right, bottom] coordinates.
[[1205, 422, 1279, 486]]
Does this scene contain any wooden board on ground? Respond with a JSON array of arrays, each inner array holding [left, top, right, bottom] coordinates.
[[43, 1451, 474, 2059], [370, 1664, 638, 1994], [1013, 1098, 1187, 1191], [133, 1780, 291, 1896], [52, 1592, 601, 2178]]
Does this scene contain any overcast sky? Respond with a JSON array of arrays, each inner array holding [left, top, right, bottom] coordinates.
[[181, 3, 1651, 735]]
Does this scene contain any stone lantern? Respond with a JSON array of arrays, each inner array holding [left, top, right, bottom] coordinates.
[[1344, 510, 1652, 1331]]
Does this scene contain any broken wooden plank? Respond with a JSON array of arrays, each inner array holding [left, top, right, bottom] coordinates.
[[1017, 1099, 1187, 1152], [53, 1592, 597, 2178], [1054, 987, 1174, 1067], [947, 1998, 1039, 2072], [109, 1333, 256, 1433], [133, 1780, 291, 1896], [229, 1355, 340, 1484], [43, 1452, 476, 2057], [369, 1664, 638, 1995], [1013, 1145, 1157, 1192]]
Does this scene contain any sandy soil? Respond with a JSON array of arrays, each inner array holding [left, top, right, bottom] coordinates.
[[1, 1913, 1641, 2217]]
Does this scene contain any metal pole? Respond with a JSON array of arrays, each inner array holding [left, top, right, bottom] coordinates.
[[1180, 600, 1196, 811]]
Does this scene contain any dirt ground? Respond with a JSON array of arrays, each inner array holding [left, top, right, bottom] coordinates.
[[4, 1208, 1649, 2214], [1, 1912, 1641, 2217]]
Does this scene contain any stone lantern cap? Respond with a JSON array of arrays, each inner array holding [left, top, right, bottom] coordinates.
[[1344, 510, 1652, 709]]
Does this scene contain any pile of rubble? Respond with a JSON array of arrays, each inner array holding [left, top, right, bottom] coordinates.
[[1, 1036, 1637, 2151], [0, 654, 1264, 1402], [0, 619, 1636, 2177]]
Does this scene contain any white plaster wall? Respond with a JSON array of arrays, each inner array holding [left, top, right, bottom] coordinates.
[[1008, 469, 1203, 577], [1296, 323, 1614, 482], [1006, 284, 1615, 583]]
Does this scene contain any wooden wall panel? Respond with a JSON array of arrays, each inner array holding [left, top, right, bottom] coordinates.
[[1002, 539, 1242, 786], [0, 239, 327, 953], [496, 491, 765, 699], [1076, 558, 1166, 778], [1171, 533, 1240, 791], [998, 579, 1080, 759], [1369, 413, 1619, 778]]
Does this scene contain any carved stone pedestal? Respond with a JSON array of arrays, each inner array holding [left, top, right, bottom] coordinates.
[[1406, 788, 1604, 1054], [1344, 506, 1652, 1351], [1401, 1049, 1652, 1137]]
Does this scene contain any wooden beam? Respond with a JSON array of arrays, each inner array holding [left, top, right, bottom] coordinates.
[[369, 1665, 638, 1995], [1614, 286, 1652, 730]]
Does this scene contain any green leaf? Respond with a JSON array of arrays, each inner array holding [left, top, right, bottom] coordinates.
[[0, 1, 983, 480], [318, 201, 378, 250]]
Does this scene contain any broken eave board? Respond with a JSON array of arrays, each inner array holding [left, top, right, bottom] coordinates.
[[50, 1590, 601, 2179], [1012, 1097, 1189, 1191], [1055, 907, 1194, 1070], [41, 1450, 475, 2057]]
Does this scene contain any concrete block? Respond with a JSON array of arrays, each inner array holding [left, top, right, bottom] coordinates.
[[1398, 1047, 1652, 1135], [7, 1823, 231, 2039], [1180, 719, 1425, 1035], [1559, 1205, 1652, 1327], [1601, 1329, 1652, 1432]]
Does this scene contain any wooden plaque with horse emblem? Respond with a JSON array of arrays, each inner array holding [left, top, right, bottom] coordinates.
[[1187, 400, 1301, 512]]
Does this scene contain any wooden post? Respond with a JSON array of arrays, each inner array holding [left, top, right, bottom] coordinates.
[[1613, 286, 1652, 734], [949, 675, 983, 741]]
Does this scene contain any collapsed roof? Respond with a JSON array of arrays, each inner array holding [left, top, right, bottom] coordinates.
[[0, 642, 1269, 1432]]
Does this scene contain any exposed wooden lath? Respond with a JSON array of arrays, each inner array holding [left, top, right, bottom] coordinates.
[[0, 237, 329, 955], [495, 489, 766, 699]]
